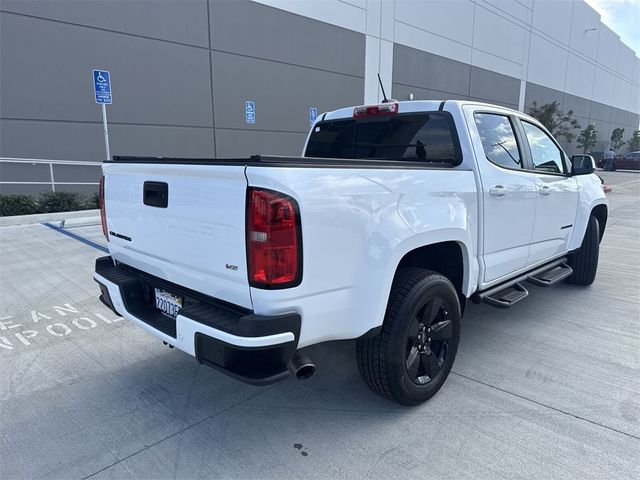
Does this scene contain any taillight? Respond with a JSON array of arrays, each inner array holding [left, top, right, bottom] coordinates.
[[246, 188, 301, 288], [353, 102, 398, 117], [99, 175, 108, 241]]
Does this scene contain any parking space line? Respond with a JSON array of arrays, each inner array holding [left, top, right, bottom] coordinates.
[[42, 222, 109, 253]]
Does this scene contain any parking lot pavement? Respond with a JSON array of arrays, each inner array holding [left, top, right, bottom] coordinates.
[[1, 172, 638, 480]]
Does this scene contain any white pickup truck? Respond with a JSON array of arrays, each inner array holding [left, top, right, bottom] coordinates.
[[94, 100, 607, 405]]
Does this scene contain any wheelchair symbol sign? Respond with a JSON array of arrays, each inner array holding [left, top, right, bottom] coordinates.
[[245, 100, 255, 124], [93, 69, 112, 104]]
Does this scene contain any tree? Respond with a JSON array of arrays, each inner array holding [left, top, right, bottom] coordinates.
[[577, 124, 598, 153], [627, 130, 640, 152], [528, 101, 581, 143], [610, 127, 625, 151]]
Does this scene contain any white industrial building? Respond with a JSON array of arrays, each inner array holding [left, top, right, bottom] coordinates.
[[1, 0, 638, 194]]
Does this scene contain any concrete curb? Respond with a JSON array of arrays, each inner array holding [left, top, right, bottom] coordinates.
[[0, 209, 100, 227]]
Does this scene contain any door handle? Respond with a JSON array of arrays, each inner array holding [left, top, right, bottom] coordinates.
[[489, 185, 507, 198], [538, 185, 551, 196]]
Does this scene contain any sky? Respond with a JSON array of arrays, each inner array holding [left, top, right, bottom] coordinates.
[[584, 0, 640, 55]]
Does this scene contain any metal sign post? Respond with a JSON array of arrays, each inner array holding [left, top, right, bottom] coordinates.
[[101, 104, 111, 162], [93, 69, 112, 161]]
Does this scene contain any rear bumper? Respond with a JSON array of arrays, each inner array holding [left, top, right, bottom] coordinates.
[[94, 256, 300, 385]]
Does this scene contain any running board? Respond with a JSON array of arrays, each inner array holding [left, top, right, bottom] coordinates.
[[473, 257, 568, 309], [527, 263, 573, 286], [483, 283, 529, 309]]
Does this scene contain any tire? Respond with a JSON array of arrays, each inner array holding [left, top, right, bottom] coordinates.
[[356, 268, 461, 406], [566, 215, 600, 285]]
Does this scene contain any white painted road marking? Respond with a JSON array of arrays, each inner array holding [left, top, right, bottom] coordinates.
[[1, 303, 122, 352]]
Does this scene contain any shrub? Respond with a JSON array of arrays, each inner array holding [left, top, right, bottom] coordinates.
[[83, 192, 100, 210], [37, 191, 84, 213], [0, 190, 100, 216], [0, 194, 39, 216]]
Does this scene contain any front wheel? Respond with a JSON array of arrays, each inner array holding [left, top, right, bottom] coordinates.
[[356, 269, 461, 406], [566, 215, 600, 285]]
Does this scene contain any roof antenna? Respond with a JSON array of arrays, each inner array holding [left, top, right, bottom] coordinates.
[[377, 73, 389, 103]]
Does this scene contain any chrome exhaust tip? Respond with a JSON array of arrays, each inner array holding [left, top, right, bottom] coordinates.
[[289, 353, 316, 380]]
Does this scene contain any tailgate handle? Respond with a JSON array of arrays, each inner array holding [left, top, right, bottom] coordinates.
[[143, 181, 168, 208]]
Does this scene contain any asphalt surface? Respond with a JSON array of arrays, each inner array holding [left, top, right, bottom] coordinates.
[[1, 171, 638, 479]]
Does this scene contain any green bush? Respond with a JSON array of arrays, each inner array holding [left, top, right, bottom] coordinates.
[[0, 194, 39, 216], [37, 191, 83, 213], [0, 191, 101, 216], [83, 192, 101, 210]]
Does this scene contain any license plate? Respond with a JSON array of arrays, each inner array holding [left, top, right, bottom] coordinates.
[[154, 288, 183, 318]]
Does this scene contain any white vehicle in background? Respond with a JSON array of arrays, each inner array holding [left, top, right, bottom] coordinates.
[[94, 100, 607, 405]]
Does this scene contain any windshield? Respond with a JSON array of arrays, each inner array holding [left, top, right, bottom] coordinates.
[[305, 112, 461, 165]]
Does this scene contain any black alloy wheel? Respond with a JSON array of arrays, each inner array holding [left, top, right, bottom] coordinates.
[[356, 268, 461, 405], [405, 297, 453, 385]]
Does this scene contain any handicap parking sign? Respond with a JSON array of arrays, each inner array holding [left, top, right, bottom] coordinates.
[[93, 69, 112, 104], [245, 100, 255, 124], [309, 107, 318, 127]]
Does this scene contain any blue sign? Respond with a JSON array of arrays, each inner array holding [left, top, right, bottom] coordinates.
[[93, 69, 112, 104], [309, 107, 318, 127], [245, 100, 255, 124]]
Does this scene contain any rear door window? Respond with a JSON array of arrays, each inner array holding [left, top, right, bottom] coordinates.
[[305, 112, 460, 165]]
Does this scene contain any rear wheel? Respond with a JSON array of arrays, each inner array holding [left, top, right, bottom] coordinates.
[[356, 269, 461, 406], [566, 215, 600, 285]]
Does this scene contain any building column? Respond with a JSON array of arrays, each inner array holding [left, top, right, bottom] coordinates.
[[518, 6, 534, 112]]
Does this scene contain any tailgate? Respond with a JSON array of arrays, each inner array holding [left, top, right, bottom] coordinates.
[[102, 162, 251, 309]]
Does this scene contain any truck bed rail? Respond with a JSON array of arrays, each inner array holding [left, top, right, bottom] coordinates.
[[109, 155, 465, 170]]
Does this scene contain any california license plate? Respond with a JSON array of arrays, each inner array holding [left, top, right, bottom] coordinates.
[[154, 288, 183, 318]]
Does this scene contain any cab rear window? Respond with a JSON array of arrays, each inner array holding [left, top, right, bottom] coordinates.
[[305, 112, 461, 165]]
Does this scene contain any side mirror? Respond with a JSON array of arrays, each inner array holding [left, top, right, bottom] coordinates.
[[571, 155, 595, 175]]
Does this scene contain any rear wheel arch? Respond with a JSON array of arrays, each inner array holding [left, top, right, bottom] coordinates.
[[393, 241, 467, 313]]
